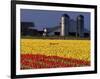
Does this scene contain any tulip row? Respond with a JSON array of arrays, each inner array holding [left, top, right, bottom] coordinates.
[[21, 54, 90, 69]]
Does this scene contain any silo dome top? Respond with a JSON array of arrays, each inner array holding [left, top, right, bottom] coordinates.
[[62, 14, 70, 18], [77, 15, 84, 20]]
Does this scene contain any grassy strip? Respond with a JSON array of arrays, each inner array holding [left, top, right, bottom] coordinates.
[[21, 36, 90, 40]]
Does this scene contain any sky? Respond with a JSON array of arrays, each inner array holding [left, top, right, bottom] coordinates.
[[21, 9, 90, 31]]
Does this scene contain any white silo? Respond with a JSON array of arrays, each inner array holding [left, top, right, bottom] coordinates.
[[60, 14, 69, 36], [43, 28, 47, 36], [77, 15, 84, 37]]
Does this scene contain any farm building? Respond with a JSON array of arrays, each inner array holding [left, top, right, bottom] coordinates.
[[44, 14, 90, 37]]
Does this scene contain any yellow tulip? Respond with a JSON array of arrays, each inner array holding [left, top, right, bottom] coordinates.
[[21, 39, 90, 61]]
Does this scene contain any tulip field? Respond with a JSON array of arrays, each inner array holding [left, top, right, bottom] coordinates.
[[20, 39, 90, 69]]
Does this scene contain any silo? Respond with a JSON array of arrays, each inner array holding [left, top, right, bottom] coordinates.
[[43, 28, 47, 36], [60, 14, 70, 36], [77, 15, 84, 37]]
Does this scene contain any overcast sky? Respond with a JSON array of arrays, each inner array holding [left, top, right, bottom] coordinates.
[[21, 9, 90, 31]]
